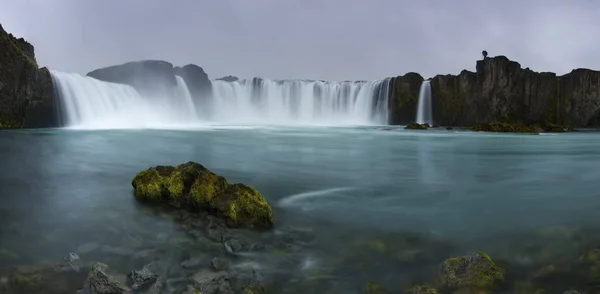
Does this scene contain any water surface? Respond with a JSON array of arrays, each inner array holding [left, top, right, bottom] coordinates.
[[1, 126, 599, 292]]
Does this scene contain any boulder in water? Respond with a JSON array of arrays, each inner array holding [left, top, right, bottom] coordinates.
[[439, 252, 504, 290], [132, 162, 274, 229], [471, 122, 535, 133]]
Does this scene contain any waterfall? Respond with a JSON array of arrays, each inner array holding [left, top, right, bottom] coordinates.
[[50, 71, 200, 129], [209, 78, 390, 125], [416, 80, 433, 125], [50, 70, 391, 129]]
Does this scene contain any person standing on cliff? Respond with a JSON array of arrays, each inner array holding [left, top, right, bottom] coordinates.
[[482, 50, 488, 60]]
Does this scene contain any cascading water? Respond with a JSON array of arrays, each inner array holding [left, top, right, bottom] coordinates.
[[416, 80, 433, 125], [209, 78, 391, 125], [50, 70, 391, 129], [50, 71, 201, 129]]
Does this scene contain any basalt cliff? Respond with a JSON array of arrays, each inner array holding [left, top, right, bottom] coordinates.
[[388, 56, 600, 127], [0, 24, 59, 128]]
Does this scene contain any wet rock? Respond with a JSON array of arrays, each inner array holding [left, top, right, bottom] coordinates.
[[439, 251, 504, 290], [165, 277, 188, 293], [224, 239, 243, 254], [147, 276, 165, 294], [53, 252, 82, 272], [191, 270, 234, 294], [211, 257, 229, 271], [206, 218, 229, 242], [8, 253, 87, 294], [131, 162, 274, 229], [76, 262, 129, 294], [128, 261, 160, 290]]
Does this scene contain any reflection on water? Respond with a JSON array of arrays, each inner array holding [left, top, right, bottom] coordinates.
[[1, 127, 600, 292]]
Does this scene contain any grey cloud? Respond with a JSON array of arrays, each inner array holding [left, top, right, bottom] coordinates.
[[1, 0, 599, 81]]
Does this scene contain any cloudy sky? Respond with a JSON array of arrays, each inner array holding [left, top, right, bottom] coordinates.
[[1, 0, 599, 81]]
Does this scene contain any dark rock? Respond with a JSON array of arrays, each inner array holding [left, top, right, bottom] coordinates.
[[388, 55, 600, 127], [53, 252, 81, 273], [147, 276, 164, 294], [76, 262, 129, 294], [0, 24, 60, 128], [128, 261, 160, 290], [206, 218, 229, 242], [191, 270, 234, 294], [210, 257, 228, 271], [224, 239, 243, 254], [216, 75, 239, 82], [87, 60, 176, 98], [174, 64, 212, 105], [446, 127, 453, 130]]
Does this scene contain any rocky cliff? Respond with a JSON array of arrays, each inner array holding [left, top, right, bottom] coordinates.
[[388, 56, 600, 127], [0, 24, 59, 128]]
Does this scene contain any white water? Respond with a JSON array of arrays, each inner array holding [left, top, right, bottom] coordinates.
[[50, 71, 201, 129], [416, 80, 433, 125], [51, 70, 391, 129], [210, 79, 390, 125]]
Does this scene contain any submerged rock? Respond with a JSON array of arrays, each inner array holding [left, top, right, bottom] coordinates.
[[76, 262, 129, 294], [128, 261, 160, 290], [439, 252, 504, 290], [7, 252, 86, 294], [362, 281, 387, 293], [132, 162, 274, 229]]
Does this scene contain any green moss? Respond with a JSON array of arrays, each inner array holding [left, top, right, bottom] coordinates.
[[405, 122, 429, 130], [132, 162, 274, 229], [215, 184, 274, 228], [471, 122, 536, 133], [243, 281, 266, 294], [439, 252, 504, 290]]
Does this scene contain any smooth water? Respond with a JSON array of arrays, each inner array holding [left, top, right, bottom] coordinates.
[[1, 127, 600, 292]]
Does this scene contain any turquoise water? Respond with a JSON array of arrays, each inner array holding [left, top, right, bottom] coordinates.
[[1, 126, 599, 292]]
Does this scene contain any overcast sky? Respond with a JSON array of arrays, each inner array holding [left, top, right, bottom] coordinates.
[[1, 0, 599, 81]]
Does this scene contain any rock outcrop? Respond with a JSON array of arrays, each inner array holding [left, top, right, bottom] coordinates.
[[87, 61, 213, 106], [132, 162, 274, 229], [87, 60, 177, 98], [0, 24, 59, 128], [388, 56, 600, 127], [216, 75, 239, 82]]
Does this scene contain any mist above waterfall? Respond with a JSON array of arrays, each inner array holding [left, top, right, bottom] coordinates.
[[50, 71, 391, 129]]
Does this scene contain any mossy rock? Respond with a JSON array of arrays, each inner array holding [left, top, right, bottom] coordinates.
[[439, 252, 504, 290], [243, 281, 267, 294], [405, 122, 429, 130], [471, 122, 536, 133], [132, 162, 274, 229]]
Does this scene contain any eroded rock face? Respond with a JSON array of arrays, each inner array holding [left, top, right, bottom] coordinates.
[[132, 162, 274, 229], [388, 55, 600, 127], [0, 23, 59, 128]]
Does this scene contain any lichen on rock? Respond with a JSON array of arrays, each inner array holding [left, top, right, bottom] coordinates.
[[405, 122, 429, 130], [132, 162, 274, 229]]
